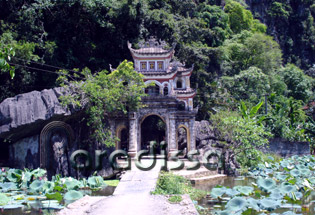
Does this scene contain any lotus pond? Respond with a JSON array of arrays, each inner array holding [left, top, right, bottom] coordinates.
[[0, 168, 118, 214], [194, 155, 315, 215]]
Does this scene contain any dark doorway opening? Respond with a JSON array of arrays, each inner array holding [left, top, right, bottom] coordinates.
[[120, 128, 129, 152], [0, 142, 9, 166], [141, 115, 166, 154], [176, 80, 183, 89]]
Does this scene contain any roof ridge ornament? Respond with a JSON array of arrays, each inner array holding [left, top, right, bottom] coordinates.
[[138, 36, 168, 49]]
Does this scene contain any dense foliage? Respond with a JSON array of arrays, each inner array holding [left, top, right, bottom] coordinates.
[[58, 60, 147, 146], [0, 0, 314, 153], [210, 102, 273, 169]]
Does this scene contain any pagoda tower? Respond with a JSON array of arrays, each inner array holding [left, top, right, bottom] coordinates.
[[127, 37, 196, 110], [110, 37, 197, 158]]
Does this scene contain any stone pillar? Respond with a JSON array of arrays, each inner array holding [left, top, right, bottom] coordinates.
[[168, 115, 177, 156], [189, 118, 196, 151], [128, 112, 137, 158]]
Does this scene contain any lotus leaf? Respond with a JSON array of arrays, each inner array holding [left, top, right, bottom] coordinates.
[[225, 188, 240, 197], [258, 164, 265, 169], [87, 176, 105, 188], [64, 190, 83, 204], [0, 193, 9, 206], [288, 191, 303, 200], [46, 192, 63, 203], [280, 183, 296, 194], [211, 187, 226, 198], [269, 189, 284, 200], [29, 180, 45, 192], [225, 197, 247, 213], [265, 169, 273, 175], [308, 177, 315, 184], [257, 178, 276, 192], [290, 169, 301, 177], [0, 182, 17, 192], [31, 168, 46, 178], [247, 198, 260, 211], [280, 160, 290, 168], [275, 173, 287, 181], [43, 181, 55, 193], [6, 169, 22, 183], [300, 169, 311, 177], [22, 171, 32, 183], [296, 164, 307, 170], [259, 198, 281, 211], [234, 186, 254, 196], [64, 178, 82, 190]]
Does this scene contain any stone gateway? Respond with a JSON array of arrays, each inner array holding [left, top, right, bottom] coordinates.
[[109, 37, 197, 158]]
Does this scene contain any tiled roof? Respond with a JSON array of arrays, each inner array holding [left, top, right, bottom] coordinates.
[[128, 38, 175, 55]]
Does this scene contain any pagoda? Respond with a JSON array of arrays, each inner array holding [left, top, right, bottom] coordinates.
[[127, 37, 196, 110], [110, 37, 197, 158]]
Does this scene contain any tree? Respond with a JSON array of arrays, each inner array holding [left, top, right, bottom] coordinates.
[[0, 32, 43, 102], [220, 32, 282, 76], [279, 64, 314, 102], [222, 67, 270, 102], [58, 60, 148, 146], [210, 108, 272, 169], [224, 0, 266, 34]]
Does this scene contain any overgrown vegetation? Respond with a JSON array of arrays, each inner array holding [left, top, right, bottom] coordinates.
[[58, 60, 147, 146], [152, 171, 206, 201]]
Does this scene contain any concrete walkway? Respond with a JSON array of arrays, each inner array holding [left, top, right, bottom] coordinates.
[[113, 159, 161, 195], [58, 160, 208, 215], [85, 160, 198, 215]]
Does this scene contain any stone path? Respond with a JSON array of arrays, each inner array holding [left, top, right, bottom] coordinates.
[[113, 159, 161, 195], [58, 160, 214, 215]]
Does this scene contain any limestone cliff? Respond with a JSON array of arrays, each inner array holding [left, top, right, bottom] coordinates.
[[0, 87, 76, 141]]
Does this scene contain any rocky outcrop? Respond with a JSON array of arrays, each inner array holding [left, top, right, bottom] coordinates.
[[194, 120, 240, 176], [0, 87, 77, 141]]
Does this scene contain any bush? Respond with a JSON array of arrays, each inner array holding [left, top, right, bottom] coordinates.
[[152, 172, 206, 201]]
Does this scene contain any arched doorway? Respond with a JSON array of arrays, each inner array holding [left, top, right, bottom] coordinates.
[[116, 126, 129, 152], [141, 115, 166, 154], [145, 84, 160, 96]]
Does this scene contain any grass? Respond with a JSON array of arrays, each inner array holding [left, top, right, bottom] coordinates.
[[104, 180, 119, 186], [168, 195, 182, 203], [152, 171, 207, 201]]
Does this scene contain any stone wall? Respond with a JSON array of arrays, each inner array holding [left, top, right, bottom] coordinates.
[[10, 135, 39, 169], [262, 138, 310, 157]]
